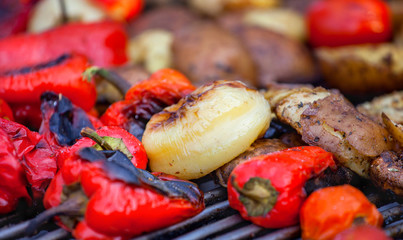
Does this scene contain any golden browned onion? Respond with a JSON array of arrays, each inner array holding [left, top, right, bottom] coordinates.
[[143, 80, 271, 180]]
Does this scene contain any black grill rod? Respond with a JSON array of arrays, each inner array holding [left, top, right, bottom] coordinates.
[[174, 214, 244, 240], [29, 229, 70, 240], [0, 220, 30, 240], [133, 201, 234, 240], [385, 219, 403, 238], [254, 225, 301, 240], [213, 224, 264, 240], [380, 203, 403, 225], [204, 188, 227, 206]]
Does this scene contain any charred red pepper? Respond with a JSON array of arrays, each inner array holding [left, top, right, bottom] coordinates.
[[0, 98, 14, 121], [300, 185, 383, 240], [0, 127, 30, 214], [0, 118, 56, 198], [100, 68, 196, 140], [39, 92, 103, 149], [0, 21, 128, 72], [40, 130, 202, 239], [227, 146, 335, 228], [0, 54, 96, 112], [44, 126, 147, 209]]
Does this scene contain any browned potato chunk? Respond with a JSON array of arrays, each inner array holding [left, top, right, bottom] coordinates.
[[357, 91, 403, 125], [172, 21, 258, 87], [266, 87, 395, 178], [370, 151, 403, 196], [128, 6, 198, 36], [316, 44, 403, 95]]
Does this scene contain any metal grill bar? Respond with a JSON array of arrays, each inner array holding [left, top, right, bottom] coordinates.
[[213, 224, 264, 240]]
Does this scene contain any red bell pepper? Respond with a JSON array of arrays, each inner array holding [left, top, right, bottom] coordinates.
[[91, 0, 143, 21], [0, 98, 14, 121], [42, 144, 203, 239], [0, 21, 128, 72], [100, 68, 196, 140], [300, 185, 383, 240], [10, 103, 42, 130], [227, 146, 335, 229], [44, 126, 147, 209], [0, 127, 30, 214], [0, 0, 37, 39], [0, 118, 56, 197], [39, 92, 103, 149], [0, 53, 96, 112]]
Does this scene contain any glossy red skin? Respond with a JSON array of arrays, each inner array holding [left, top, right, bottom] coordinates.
[[0, 99, 14, 121], [227, 146, 335, 228], [333, 225, 392, 240], [0, 21, 128, 72], [91, 0, 143, 21], [300, 185, 383, 240], [81, 163, 204, 238], [0, 54, 96, 112], [0, 128, 30, 214], [11, 103, 41, 130], [307, 0, 392, 47], [44, 126, 148, 209], [101, 68, 195, 126], [0, 118, 56, 196]]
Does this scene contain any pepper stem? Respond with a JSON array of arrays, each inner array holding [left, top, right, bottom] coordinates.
[[80, 127, 114, 151], [83, 67, 132, 95], [231, 176, 279, 217]]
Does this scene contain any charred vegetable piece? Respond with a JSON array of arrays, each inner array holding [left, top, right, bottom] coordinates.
[[228, 146, 335, 228], [370, 151, 403, 196], [0, 54, 96, 112], [39, 92, 103, 149], [144, 80, 271, 180], [265, 87, 395, 178], [300, 185, 384, 240], [40, 130, 203, 239]]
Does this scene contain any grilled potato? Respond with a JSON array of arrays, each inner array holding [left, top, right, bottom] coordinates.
[[266, 87, 395, 178], [316, 44, 403, 95], [172, 21, 258, 87]]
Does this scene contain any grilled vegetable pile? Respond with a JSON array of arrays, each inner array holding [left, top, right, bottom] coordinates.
[[0, 0, 403, 239]]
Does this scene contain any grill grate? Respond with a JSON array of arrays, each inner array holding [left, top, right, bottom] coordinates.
[[0, 176, 402, 240]]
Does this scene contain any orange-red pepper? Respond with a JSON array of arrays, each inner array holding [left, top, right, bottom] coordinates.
[[0, 54, 96, 112], [91, 0, 143, 21], [300, 185, 383, 240], [227, 146, 335, 228], [0, 21, 128, 72]]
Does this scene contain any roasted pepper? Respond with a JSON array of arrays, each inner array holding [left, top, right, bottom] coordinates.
[[0, 21, 128, 72], [11, 103, 42, 130], [41, 130, 202, 239], [300, 185, 383, 240], [0, 98, 14, 121], [333, 224, 392, 240], [0, 0, 36, 39], [100, 68, 196, 140], [0, 118, 56, 197], [39, 92, 103, 149], [0, 127, 30, 214], [44, 126, 147, 209], [227, 146, 335, 228], [91, 0, 143, 21], [0, 54, 96, 112]]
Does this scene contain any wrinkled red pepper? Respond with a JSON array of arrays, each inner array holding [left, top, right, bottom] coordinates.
[[227, 146, 335, 228], [0, 118, 56, 197], [0, 127, 30, 214], [0, 98, 14, 121], [44, 145, 203, 239], [0, 54, 96, 112], [44, 126, 147, 209], [101, 68, 196, 140], [39, 92, 103, 149], [0, 21, 128, 72]]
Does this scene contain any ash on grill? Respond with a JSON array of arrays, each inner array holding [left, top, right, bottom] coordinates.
[[0, 175, 402, 240]]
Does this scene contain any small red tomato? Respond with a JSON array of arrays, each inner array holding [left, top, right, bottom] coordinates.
[[333, 225, 392, 240], [307, 0, 392, 47]]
